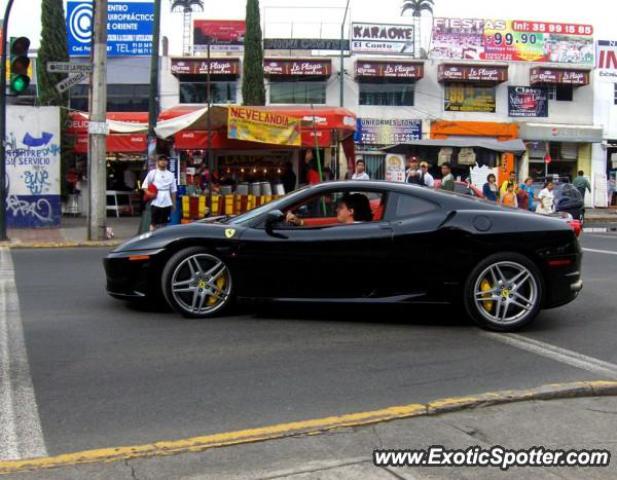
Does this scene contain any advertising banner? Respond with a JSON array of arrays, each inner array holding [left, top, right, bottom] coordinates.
[[170, 59, 241, 76], [508, 86, 548, 117], [444, 84, 496, 112], [5, 106, 61, 228], [263, 60, 331, 76], [355, 61, 424, 79], [227, 107, 301, 147], [354, 119, 422, 145], [67, 1, 154, 57], [194, 20, 246, 54], [351, 23, 414, 56], [431, 17, 594, 64], [385, 154, 407, 183], [597, 40, 617, 81]]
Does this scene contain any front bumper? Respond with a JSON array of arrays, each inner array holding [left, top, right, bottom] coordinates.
[[104, 249, 166, 299]]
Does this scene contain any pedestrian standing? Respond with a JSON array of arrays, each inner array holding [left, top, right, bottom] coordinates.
[[519, 178, 536, 212], [536, 181, 556, 215], [351, 159, 370, 180], [281, 161, 297, 194], [440, 163, 455, 192], [500, 171, 519, 196], [143, 155, 177, 231], [483, 174, 499, 201], [405, 156, 421, 184], [501, 183, 518, 208], [419, 161, 434, 187], [573, 170, 591, 202]]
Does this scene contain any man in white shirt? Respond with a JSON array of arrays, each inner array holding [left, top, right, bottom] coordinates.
[[419, 161, 434, 188], [351, 159, 370, 180], [143, 155, 177, 230]]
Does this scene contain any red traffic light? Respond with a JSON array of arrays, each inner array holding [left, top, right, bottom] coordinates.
[[10, 36, 30, 56]]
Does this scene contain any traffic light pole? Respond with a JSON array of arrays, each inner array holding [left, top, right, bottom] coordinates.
[[0, 0, 16, 242]]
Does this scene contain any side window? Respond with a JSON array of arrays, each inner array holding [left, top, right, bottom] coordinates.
[[285, 190, 385, 227], [390, 194, 438, 220]]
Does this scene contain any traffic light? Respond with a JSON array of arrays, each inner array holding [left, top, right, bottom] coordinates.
[[9, 37, 31, 95]]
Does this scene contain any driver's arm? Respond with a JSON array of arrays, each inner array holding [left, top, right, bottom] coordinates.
[[286, 211, 305, 226]]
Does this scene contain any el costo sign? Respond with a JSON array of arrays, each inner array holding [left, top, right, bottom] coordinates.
[[351, 23, 414, 56]]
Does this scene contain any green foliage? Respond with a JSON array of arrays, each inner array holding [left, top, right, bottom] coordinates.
[[401, 0, 434, 17], [242, 0, 266, 106]]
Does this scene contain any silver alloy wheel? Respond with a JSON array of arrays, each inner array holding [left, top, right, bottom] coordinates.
[[170, 253, 232, 316], [473, 261, 538, 326]]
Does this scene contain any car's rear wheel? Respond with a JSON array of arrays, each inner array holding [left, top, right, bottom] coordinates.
[[464, 253, 543, 332], [162, 247, 233, 318]]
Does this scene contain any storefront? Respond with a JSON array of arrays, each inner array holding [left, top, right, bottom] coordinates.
[[428, 120, 520, 185], [171, 58, 241, 104], [67, 111, 149, 216], [519, 123, 603, 202], [264, 59, 332, 105], [437, 64, 509, 113], [155, 105, 356, 221]]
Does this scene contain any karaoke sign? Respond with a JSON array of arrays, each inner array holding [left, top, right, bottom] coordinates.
[[66, 0, 154, 57]]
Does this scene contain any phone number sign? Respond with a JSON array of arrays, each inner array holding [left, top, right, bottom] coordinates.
[[67, 1, 154, 57]]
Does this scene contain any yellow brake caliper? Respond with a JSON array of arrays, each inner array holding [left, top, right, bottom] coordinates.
[[480, 279, 494, 313], [207, 275, 226, 306]]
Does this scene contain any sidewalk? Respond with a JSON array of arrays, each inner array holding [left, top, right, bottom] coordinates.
[[5, 391, 617, 480], [5, 216, 141, 247], [586, 207, 617, 224]]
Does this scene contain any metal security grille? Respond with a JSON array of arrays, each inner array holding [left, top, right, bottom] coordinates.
[[363, 154, 385, 180]]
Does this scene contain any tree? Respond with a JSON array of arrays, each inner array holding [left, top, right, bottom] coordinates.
[[401, 0, 434, 59], [37, 0, 72, 196], [242, 0, 265, 106], [171, 0, 204, 56]]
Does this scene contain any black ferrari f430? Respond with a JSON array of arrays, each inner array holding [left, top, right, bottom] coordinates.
[[104, 181, 583, 331]]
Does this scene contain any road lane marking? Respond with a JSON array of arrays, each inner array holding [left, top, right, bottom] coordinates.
[[0, 381, 615, 475], [582, 248, 617, 256], [585, 234, 617, 240], [0, 249, 47, 461], [481, 332, 617, 380]]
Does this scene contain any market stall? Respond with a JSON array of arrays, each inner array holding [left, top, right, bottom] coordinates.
[[155, 105, 357, 221]]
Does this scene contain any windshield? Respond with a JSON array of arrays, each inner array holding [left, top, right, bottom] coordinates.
[[226, 186, 311, 225]]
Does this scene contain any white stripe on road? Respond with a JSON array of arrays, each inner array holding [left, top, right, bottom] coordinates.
[[583, 248, 617, 256], [0, 248, 47, 460], [482, 332, 617, 380]]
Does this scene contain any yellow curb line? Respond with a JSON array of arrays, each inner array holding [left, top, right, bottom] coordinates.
[[1, 380, 616, 475], [3, 241, 122, 249]]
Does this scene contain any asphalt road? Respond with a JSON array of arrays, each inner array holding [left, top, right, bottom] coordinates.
[[4, 231, 617, 458]]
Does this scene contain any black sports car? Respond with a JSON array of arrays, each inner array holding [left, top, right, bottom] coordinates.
[[104, 181, 583, 331]]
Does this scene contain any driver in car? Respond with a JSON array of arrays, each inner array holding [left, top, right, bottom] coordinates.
[[286, 193, 373, 226]]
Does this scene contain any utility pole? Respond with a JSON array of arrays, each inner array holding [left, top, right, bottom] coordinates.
[[206, 37, 212, 193], [147, 0, 162, 169], [88, 0, 108, 241], [0, 0, 16, 242], [339, 0, 351, 107]]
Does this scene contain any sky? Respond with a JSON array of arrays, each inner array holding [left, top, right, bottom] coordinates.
[[0, 0, 613, 55]]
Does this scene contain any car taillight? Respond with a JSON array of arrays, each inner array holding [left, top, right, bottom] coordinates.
[[567, 220, 582, 238]]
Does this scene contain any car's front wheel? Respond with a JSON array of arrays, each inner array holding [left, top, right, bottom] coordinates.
[[162, 247, 233, 318], [464, 253, 543, 332]]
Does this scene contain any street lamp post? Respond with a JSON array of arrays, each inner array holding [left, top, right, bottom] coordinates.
[[339, 0, 351, 108], [0, 0, 16, 242]]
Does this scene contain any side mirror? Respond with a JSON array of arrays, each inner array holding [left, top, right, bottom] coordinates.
[[265, 209, 285, 231]]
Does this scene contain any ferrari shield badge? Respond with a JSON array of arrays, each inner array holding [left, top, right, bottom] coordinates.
[[225, 228, 236, 239]]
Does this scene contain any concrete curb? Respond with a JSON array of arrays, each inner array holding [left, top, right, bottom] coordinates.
[[1, 241, 123, 250], [1, 380, 616, 475]]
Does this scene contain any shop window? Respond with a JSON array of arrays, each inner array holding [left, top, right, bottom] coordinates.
[[269, 80, 326, 105], [179, 81, 237, 104], [614, 84, 617, 105], [70, 84, 149, 112], [390, 193, 438, 220], [548, 85, 574, 102], [358, 80, 415, 106], [444, 84, 496, 112]]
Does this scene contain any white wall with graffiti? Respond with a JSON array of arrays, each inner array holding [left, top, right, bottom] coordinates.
[[5, 106, 61, 228]]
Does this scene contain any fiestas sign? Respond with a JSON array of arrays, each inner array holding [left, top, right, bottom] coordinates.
[[194, 20, 246, 54], [508, 86, 548, 118], [431, 17, 594, 64], [354, 119, 422, 145], [67, 1, 154, 57], [351, 23, 414, 56], [597, 40, 617, 81], [227, 107, 301, 147], [5, 106, 61, 228]]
